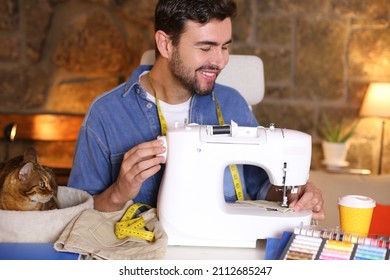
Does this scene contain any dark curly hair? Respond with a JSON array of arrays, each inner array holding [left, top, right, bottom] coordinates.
[[154, 0, 237, 51]]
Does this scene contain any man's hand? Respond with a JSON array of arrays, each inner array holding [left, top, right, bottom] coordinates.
[[288, 181, 325, 220], [93, 139, 166, 212]]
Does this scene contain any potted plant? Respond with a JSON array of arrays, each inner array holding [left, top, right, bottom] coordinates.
[[319, 115, 359, 167]]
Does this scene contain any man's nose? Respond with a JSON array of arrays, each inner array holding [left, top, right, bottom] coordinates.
[[209, 48, 229, 70]]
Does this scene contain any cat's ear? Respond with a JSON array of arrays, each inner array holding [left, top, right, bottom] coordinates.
[[23, 146, 38, 164], [19, 162, 34, 184]]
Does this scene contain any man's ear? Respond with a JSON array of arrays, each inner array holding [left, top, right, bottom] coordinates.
[[155, 30, 172, 59]]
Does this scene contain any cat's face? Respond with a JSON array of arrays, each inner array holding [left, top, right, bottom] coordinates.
[[18, 162, 55, 204], [0, 146, 59, 211]]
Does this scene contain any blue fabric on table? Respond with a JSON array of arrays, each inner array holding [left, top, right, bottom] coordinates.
[[0, 243, 79, 260], [265, 231, 293, 260]]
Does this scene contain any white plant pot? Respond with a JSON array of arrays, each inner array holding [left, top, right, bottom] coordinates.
[[322, 141, 350, 167]]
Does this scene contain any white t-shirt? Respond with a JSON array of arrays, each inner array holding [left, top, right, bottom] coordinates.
[[145, 92, 191, 129], [141, 71, 191, 128]]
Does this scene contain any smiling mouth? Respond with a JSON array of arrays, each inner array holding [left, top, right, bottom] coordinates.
[[198, 66, 221, 80], [200, 70, 217, 78]]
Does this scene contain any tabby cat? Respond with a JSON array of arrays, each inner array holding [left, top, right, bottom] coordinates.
[[0, 146, 59, 211]]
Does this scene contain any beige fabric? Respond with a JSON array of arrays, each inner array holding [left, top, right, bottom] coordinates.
[[235, 200, 294, 213], [54, 201, 168, 260], [0, 186, 93, 243]]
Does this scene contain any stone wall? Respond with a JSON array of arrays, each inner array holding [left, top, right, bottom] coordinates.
[[0, 0, 389, 174]]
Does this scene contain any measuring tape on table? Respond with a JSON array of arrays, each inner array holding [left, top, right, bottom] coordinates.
[[114, 203, 155, 241]]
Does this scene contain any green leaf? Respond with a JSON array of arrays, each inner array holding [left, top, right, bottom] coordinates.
[[319, 114, 359, 143]]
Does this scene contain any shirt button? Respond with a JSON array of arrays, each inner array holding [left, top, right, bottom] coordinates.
[[135, 88, 140, 94], [146, 103, 153, 109]]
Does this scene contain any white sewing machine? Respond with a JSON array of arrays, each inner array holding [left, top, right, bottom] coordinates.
[[157, 121, 313, 248]]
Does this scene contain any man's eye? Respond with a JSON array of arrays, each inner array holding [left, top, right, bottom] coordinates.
[[200, 48, 211, 52], [222, 44, 231, 51]]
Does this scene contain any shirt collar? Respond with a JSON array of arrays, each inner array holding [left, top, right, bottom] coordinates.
[[123, 65, 152, 97]]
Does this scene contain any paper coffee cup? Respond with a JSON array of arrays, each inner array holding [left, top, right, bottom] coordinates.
[[338, 195, 376, 237]]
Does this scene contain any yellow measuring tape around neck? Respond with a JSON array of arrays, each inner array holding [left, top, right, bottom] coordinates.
[[148, 73, 168, 136], [115, 203, 155, 241], [147, 72, 244, 201], [214, 98, 245, 201]]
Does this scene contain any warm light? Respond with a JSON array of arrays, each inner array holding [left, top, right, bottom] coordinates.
[[359, 83, 390, 118], [359, 82, 390, 175], [9, 123, 17, 141], [4, 122, 17, 141]]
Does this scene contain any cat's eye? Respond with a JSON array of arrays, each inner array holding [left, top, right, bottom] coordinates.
[[39, 181, 46, 189]]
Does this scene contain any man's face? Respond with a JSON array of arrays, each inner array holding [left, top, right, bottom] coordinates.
[[169, 18, 232, 95]]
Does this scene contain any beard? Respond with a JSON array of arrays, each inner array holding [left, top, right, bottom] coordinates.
[[170, 48, 219, 96]]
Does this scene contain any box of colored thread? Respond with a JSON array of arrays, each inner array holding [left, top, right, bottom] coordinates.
[[280, 226, 390, 260]]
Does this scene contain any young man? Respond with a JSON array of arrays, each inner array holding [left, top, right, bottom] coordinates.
[[68, 0, 325, 220]]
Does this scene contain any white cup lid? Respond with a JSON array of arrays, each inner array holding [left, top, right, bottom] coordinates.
[[338, 195, 376, 208]]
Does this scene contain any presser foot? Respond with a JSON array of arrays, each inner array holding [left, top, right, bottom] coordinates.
[[277, 186, 298, 208]]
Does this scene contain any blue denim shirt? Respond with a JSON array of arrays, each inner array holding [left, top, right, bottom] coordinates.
[[68, 65, 271, 207]]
